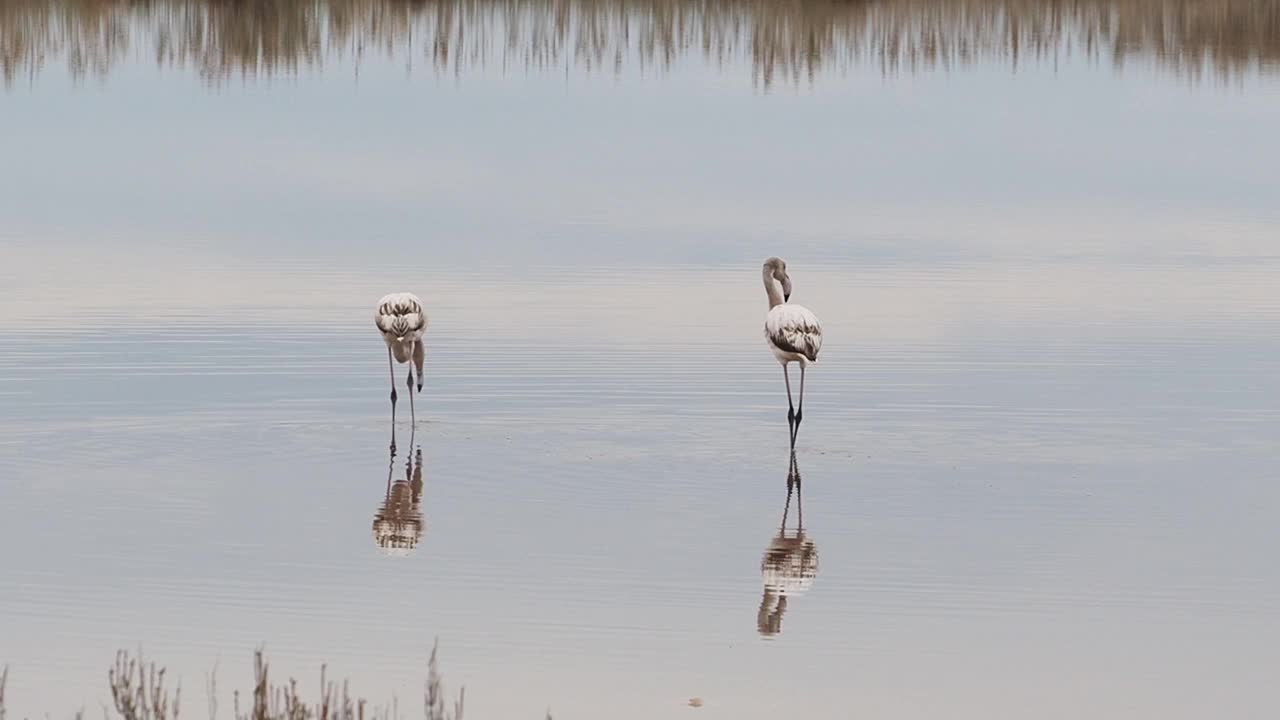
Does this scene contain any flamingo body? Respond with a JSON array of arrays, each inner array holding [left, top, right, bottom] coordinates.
[[376, 292, 427, 358], [765, 303, 822, 367], [376, 292, 427, 430]]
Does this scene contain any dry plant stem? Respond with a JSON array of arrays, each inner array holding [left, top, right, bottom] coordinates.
[[424, 640, 464, 720], [205, 665, 217, 720], [109, 651, 182, 720], [8, 644, 477, 720]]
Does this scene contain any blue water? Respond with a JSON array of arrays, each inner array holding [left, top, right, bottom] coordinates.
[[2, 4, 1279, 718]]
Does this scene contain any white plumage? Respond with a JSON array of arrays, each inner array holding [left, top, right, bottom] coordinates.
[[765, 303, 823, 367], [376, 292, 428, 428], [376, 292, 427, 352]]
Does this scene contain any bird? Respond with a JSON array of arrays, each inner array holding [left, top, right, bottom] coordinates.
[[375, 292, 427, 430], [761, 257, 822, 446]]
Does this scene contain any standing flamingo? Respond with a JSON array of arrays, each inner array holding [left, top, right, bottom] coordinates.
[[376, 292, 427, 436], [762, 257, 822, 447]]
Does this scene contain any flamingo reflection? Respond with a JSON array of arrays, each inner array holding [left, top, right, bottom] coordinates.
[[757, 451, 819, 637], [373, 425, 424, 557]]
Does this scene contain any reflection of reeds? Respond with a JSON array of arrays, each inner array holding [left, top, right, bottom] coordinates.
[[2, 644, 474, 720], [2, 0, 1277, 86]]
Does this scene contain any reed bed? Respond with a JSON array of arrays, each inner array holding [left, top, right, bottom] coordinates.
[[2, 0, 1277, 86], [0, 643, 492, 720]]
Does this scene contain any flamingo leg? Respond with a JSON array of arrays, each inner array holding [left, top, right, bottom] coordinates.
[[796, 477, 803, 530], [413, 340, 425, 392], [406, 367, 416, 426], [387, 441, 396, 491], [783, 364, 796, 447], [796, 366, 806, 427], [388, 345, 399, 443], [390, 407, 398, 455], [388, 346, 399, 405], [781, 453, 796, 527], [793, 452, 803, 530]]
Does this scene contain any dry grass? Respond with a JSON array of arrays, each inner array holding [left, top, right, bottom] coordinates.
[[0, 643, 480, 720], [2, 0, 1277, 86], [109, 651, 183, 720]]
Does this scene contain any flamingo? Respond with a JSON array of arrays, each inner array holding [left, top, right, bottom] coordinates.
[[376, 292, 427, 435], [761, 257, 822, 446]]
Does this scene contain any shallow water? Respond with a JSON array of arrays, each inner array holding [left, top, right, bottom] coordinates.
[[2, 2, 1280, 718]]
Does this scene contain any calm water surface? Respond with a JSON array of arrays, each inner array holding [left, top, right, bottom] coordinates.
[[2, 1, 1279, 718]]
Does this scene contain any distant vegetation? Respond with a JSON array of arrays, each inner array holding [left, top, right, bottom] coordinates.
[[0, 643, 553, 720], [2, 0, 1277, 86]]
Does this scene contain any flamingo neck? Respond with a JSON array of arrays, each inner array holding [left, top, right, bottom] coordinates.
[[763, 267, 784, 308]]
